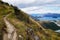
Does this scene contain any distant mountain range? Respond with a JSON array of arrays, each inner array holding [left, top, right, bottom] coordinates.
[[44, 13, 60, 18], [30, 13, 60, 18], [30, 13, 60, 21]]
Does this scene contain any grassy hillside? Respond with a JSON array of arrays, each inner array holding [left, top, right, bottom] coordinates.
[[0, 1, 14, 40], [0, 1, 60, 40]]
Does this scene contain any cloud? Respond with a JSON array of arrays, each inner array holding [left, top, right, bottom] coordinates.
[[35, 0, 55, 4], [2, 0, 60, 8], [16, 0, 60, 8], [2, 0, 60, 14], [2, 0, 57, 7], [2, 0, 36, 5], [21, 6, 60, 14]]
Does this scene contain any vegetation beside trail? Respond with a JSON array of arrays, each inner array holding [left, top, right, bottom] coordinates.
[[0, 0, 60, 40]]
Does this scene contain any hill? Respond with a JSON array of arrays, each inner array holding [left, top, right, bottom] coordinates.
[[0, 1, 60, 40], [40, 21, 60, 30]]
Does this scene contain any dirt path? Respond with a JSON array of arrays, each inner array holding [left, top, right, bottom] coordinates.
[[3, 14, 18, 40]]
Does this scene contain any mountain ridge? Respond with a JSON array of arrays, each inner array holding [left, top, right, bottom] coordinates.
[[0, 1, 60, 40]]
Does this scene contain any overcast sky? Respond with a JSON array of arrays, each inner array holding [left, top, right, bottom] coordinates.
[[2, 0, 60, 14]]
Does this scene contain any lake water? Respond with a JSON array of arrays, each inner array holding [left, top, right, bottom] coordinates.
[[37, 17, 60, 21]]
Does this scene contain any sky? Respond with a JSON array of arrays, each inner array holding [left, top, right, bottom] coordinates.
[[2, 0, 60, 14]]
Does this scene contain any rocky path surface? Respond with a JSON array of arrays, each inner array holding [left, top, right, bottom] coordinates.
[[3, 14, 18, 40]]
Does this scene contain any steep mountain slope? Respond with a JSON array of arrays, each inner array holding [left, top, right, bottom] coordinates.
[[0, 1, 14, 40], [0, 1, 60, 40]]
